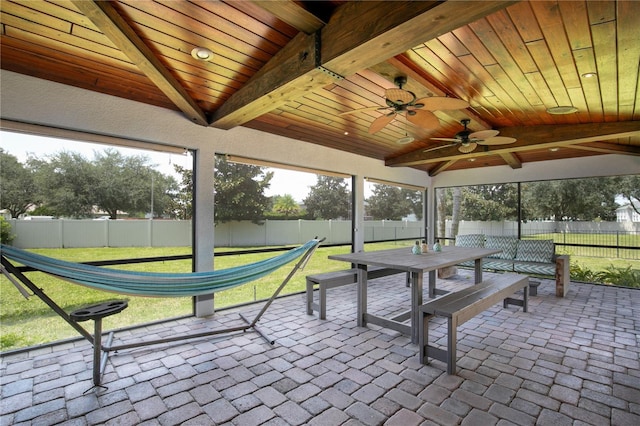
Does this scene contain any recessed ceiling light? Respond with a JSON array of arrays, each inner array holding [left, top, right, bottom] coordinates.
[[344, 131, 349, 136], [549, 147, 560, 152], [468, 158, 476, 162], [191, 47, 213, 61], [547, 106, 578, 115], [581, 72, 597, 78]]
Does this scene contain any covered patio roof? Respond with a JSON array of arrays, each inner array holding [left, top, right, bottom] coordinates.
[[1, 0, 639, 177]]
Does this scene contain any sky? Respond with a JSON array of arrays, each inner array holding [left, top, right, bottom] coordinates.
[[0, 131, 323, 202]]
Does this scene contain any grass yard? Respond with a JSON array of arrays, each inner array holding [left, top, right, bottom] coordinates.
[[0, 242, 405, 351], [1, 238, 637, 352]]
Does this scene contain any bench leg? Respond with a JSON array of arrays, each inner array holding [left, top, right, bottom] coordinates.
[[319, 284, 327, 320], [306, 279, 314, 315], [447, 318, 458, 375]]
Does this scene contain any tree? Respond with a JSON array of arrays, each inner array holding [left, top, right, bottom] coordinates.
[[0, 149, 38, 218], [617, 175, 640, 215], [168, 164, 193, 220], [366, 184, 415, 220], [31, 151, 97, 218], [214, 155, 273, 223], [525, 178, 618, 221], [30, 148, 177, 219], [404, 188, 423, 221], [272, 194, 300, 218], [462, 184, 518, 221], [92, 149, 177, 219], [304, 176, 350, 220]]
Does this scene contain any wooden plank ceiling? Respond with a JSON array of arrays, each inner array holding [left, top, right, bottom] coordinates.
[[1, 0, 639, 176]]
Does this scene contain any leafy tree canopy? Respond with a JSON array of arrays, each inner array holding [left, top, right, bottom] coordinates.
[[366, 184, 420, 220], [0, 149, 38, 218], [271, 194, 300, 218], [17, 148, 177, 219], [303, 176, 350, 220], [213, 155, 273, 223], [168, 164, 193, 220], [461, 184, 518, 221]]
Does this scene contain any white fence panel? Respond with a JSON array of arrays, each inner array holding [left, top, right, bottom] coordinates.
[[10, 220, 62, 248], [62, 220, 109, 248], [151, 221, 192, 247], [265, 220, 300, 245], [107, 221, 152, 247]]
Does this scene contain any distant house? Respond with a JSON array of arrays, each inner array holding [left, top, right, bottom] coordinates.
[[616, 201, 640, 222]]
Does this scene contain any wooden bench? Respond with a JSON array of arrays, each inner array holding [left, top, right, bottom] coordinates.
[[306, 267, 404, 319], [418, 273, 529, 374]]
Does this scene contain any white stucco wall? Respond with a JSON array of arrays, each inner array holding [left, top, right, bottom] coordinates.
[[0, 71, 428, 189]]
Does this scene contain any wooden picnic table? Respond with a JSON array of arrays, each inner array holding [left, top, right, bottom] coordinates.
[[329, 246, 501, 343]]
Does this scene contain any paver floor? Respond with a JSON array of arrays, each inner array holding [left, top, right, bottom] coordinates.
[[1, 271, 639, 425]]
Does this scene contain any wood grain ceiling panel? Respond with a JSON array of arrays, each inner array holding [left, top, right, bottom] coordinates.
[[1, 0, 638, 173]]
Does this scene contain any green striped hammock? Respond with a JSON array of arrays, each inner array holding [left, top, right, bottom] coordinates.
[[0, 240, 320, 297]]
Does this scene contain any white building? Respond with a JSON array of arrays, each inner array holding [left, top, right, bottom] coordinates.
[[616, 201, 640, 223]]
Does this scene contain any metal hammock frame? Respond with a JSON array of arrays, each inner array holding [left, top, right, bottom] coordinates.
[[0, 239, 323, 387]]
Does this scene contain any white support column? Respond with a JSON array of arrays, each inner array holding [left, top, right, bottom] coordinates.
[[353, 175, 365, 252], [193, 147, 216, 317]]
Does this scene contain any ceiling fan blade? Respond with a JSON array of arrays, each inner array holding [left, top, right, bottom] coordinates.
[[339, 106, 390, 116], [406, 109, 440, 129], [424, 142, 457, 153], [368, 113, 395, 134], [458, 142, 477, 153], [430, 137, 460, 142], [415, 97, 469, 111], [469, 129, 499, 139], [477, 136, 517, 145]]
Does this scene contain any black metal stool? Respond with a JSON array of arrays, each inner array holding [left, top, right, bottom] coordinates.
[[71, 300, 128, 387]]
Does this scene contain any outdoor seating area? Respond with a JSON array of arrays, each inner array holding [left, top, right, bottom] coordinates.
[[455, 235, 571, 297], [2, 271, 638, 425]]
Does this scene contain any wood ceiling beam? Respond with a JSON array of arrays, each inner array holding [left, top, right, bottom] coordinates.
[[71, 0, 208, 126], [428, 161, 456, 176], [250, 1, 326, 34], [210, 1, 517, 130], [568, 141, 640, 155], [387, 121, 640, 166], [499, 152, 523, 168]]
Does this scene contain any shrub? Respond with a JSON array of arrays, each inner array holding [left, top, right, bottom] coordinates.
[[570, 262, 598, 282], [571, 261, 640, 288], [0, 217, 14, 244], [595, 265, 640, 288]]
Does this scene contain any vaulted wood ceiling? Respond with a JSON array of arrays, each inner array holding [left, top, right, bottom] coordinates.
[[1, 0, 639, 176]]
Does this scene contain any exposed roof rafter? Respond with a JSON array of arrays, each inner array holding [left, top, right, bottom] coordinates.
[[71, 0, 208, 126]]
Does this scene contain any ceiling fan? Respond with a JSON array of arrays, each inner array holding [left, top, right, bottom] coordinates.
[[341, 76, 469, 134], [425, 118, 517, 153]]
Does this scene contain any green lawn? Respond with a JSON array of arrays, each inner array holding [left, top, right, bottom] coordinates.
[[1, 238, 637, 352]]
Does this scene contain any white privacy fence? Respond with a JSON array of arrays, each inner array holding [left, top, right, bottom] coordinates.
[[7, 219, 637, 249], [6, 219, 425, 249], [449, 220, 640, 238]]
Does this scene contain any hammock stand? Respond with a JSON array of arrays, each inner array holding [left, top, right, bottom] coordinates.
[[0, 238, 324, 388]]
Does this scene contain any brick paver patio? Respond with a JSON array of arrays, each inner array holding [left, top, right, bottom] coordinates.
[[1, 271, 639, 425]]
